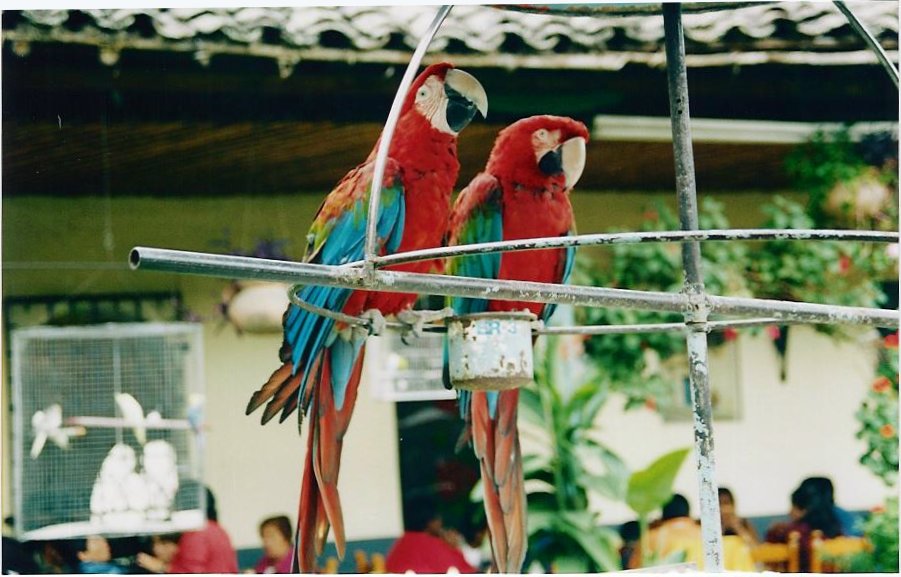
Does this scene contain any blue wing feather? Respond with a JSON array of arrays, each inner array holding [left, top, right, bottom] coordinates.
[[285, 171, 406, 412]]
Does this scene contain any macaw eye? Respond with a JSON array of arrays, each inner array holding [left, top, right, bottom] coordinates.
[[416, 85, 432, 101], [535, 129, 549, 140]]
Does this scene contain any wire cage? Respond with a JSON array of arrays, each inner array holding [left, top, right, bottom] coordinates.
[[11, 322, 206, 541], [129, 3, 900, 570]]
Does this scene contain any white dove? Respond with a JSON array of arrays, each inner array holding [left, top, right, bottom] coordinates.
[[115, 393, 147, 445], [30, 403, 86, 458]]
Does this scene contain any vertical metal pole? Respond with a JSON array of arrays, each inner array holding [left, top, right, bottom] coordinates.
[[663, 3, 724, 571]]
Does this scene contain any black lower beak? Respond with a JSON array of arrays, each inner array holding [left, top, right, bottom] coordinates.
[[445, 85, 479, 133], [538, 147, 563, 176]]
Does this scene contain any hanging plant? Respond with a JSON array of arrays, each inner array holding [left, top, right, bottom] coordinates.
[[577, 198, 749, 410]]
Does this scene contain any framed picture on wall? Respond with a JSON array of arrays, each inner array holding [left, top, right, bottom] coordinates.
[[658, 338, 742, 421]]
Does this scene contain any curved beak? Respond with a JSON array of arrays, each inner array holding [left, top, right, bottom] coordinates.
[[538, 136, 587, 189], [560, 136, 587, 189], [444, 68, 488, 133]]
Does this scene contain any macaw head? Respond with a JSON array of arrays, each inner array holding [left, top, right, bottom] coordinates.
[[487, 115, 589, 191], [404, 62, 488, 135]]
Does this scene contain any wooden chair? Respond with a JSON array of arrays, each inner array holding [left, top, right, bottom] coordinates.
[[810, 530, 871, 573], [751, 531, 800, 572]]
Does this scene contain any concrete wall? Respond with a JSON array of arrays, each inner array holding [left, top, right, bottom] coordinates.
[[2, 190, 889, 549]]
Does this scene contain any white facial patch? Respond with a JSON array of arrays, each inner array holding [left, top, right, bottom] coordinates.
[[532, 128, 561, 164], [414, 75, 454, 135]]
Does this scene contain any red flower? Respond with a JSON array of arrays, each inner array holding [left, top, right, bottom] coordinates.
[[766, 326, 781, 340], [838, 254, 852, 274], [872, 505, 885, 514], [880, 424, 896, 438], [644, 397, 657, 411], [885, 332, 899, 349], [723, 327, 738, 342], [872, 376, 892, 393]]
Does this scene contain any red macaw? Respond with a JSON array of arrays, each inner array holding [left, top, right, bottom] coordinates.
[[245, 62, 487, 572], [446, 115, 589, 573]]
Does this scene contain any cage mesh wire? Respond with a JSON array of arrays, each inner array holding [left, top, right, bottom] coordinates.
[[12, 323, 205, 540]]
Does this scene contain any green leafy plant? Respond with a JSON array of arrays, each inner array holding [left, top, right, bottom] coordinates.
[[855, 332, 899, 486], [515, 324, 690, 572], [842, 496, 899, 573], [625, 448, 691, 567], [518, 331, 624, 572]]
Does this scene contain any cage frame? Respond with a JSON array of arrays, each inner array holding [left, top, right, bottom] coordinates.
[[129, 3, 900, 571], [11, 322, 207, 541]]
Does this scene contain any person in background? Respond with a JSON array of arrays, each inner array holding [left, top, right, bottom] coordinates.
[[618, 520, 640, 570], [253, 515, 292, 574], [385, 496, 476, 573], [2, 516, 39, 575], [718, 487, 759, 545], [134, 533, 181, 574], [641, 494, 753, 571], [71, 535, 128, 574], [799, 476, 862, 536], [166, 487, 239, 573], [643, 494, 704, 569], [766, 481, 843, 572]]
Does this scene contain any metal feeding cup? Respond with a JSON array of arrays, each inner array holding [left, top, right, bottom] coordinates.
[[446, 311, 537, 390]]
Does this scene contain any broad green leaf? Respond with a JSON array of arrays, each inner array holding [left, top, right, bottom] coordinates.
[[527, 510, 557, 537], [626, 447, 690, 515], [582, 472, 627, 501], [556, 519, 621, 572], [519, 386, 544, 425]]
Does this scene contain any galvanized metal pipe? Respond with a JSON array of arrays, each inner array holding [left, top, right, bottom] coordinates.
[[364, 5, 452, 262], [129, 247, 899, 329], [664, 4, 724, 571], [537, 317, 791, 336], [355, 228, 898, 269], [834, 1, 900, 89]]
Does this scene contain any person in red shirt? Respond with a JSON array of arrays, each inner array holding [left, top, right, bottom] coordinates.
[[253, 515, 293, 574], [168, 487, 239, 574], [386, 497, 476, 574]]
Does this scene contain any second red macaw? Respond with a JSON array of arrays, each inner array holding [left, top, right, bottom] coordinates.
[[446, 115, 589, 573]]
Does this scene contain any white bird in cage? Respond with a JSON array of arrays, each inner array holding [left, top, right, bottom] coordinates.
[[90, 443, 150, 527], [115, 393, 147, 445], [141, 439, 179, 521], [29, 403, 86, 459]]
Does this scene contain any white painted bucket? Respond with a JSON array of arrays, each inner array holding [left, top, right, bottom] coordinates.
[[447, 311, 536, 391]]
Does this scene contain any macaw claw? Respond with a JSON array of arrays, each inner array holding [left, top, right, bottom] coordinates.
[[358, 309, 387, 338], [395, 307, 455, 345]]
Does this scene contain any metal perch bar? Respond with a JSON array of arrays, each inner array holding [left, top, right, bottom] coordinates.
[[129, 247, 899, 329], [352, 228, 898, 270], [65, 416, 192, 430], [664, 3, 723, 570], [834, 1, 900, 88], [364, 5, 452, 263], [536, 317, 801, 336]]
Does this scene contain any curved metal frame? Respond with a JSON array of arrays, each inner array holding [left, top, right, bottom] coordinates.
[[129, 3, 899, 572]]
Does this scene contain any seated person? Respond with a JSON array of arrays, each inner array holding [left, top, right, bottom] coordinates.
[[766, 481, 843, 572], [645, 494, 704, 569], [253, 515, 293, 574], [640, 494, 754, 571], [719, 487, 759, 545], [799, 476, 861, 536], [135, 533, 181, 574], [618, 520, 640, 570], [71, 535, 128, 574], [386, 496, 476, 574]]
